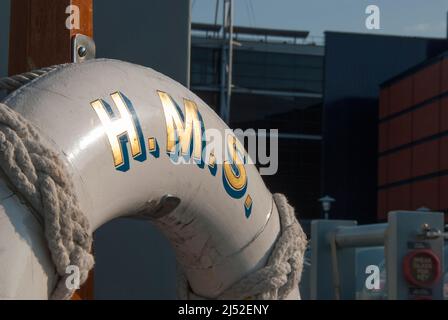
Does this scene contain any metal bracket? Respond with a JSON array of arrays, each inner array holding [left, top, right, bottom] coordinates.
[[72, 34, 96, 63]]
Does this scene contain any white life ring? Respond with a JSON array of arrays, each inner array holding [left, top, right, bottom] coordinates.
[[0, 59, 302, 299]]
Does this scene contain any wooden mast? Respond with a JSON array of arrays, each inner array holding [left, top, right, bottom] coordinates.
[[8, 0, 94, 300], [8, 0, 93, 75]]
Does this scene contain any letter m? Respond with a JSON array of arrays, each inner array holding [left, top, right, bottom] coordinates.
[[157, 91, 204, 162]]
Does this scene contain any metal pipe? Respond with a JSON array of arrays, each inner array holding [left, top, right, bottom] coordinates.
[[226, 0, 233, 124], [214, 0, 219, 26], [219, 0, 233, 124], [329, 232, 341, 300], [219, 0, 227, 122], [334, 223, 387, 248]]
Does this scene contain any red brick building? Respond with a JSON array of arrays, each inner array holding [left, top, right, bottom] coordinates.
[[378, 52, 448, 220]]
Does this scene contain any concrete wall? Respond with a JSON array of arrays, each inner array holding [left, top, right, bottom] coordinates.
[[0, 0, 191, 299]]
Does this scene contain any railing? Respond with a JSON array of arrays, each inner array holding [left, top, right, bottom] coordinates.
[[191, 30, 325, 46], [334, 224, 387, 248]]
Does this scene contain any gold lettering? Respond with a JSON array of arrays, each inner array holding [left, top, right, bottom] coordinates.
[[157, 91, 203, 160], [90, 92, 143, 169]]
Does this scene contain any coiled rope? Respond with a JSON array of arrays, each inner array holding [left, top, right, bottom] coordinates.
[[177, 193, 307, 300], [0, 101, 94, 299]]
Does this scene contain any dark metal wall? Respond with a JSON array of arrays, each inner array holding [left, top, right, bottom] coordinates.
[[94, 0, 191, 88], [323, 32, 448, 223]]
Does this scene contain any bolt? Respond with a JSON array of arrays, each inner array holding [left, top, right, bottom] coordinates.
[[77, 46, 87, 58]]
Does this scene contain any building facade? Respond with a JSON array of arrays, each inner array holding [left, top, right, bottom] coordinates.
[[191, 23, 324, 219], [378, 52, 448, 220], [323, 32, 448, 224]]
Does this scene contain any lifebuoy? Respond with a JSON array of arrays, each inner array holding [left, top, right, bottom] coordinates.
[[0, 59, 305, 299]]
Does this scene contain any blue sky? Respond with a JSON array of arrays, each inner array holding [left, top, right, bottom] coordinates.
[[192, 0, 448, 39]]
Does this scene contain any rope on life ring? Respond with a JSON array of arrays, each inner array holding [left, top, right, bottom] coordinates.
[[0, 66, 59, 91], [177, 193, 308, 300], [0, 101, 94, 300]]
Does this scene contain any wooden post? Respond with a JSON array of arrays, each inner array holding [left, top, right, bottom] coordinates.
[[71, 268, 95, 300], [8, 0, 93, 75], [8, 0, 94, 300]]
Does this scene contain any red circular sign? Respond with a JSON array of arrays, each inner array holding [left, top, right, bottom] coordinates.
[[403, 249, 441, 287]]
